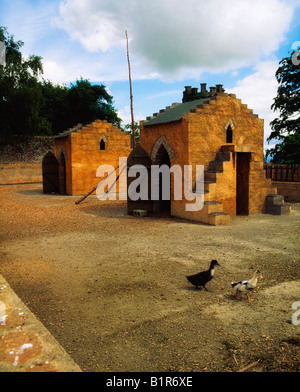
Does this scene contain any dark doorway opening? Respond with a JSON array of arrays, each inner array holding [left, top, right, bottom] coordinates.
[[154, 145, 171, 214], [127, 144, 153, 214], [42, 152, 59, 194], [236, 152, 250, 215], [58, 153, 66, 195]]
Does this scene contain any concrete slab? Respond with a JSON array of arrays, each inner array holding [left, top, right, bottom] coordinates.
[[0, 274, 81, 372]]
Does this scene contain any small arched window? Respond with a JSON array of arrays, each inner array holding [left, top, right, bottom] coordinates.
[[99, 135, 108, 151], [226, 125, 233, 143], [100, 139, 106, 151]]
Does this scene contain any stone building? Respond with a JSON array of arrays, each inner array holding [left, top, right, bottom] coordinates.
[[136, 83, 279, 225], [52, 120, 131, 195]]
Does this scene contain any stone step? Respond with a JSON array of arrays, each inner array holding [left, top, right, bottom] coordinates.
[[265, 194, 291, 215], [192, 189, 217, 202], [208, 212, 230, 226], [204, 201, 223, 214], [266, 194, 284, 214], [272, 204, 292, 215], [204, 180, 217, 193], [204, 170, 217, 182], [267, 194, 284, 204], [216, 151, 231, 162], [133, 209, 148, 217], [208, 160, 223, 172]]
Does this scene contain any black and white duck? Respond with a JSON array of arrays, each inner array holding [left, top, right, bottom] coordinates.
[[231, 269, 263, 301], [186, 260, 220, 291]]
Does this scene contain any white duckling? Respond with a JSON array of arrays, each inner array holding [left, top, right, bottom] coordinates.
[[231, 269, 263, 301]]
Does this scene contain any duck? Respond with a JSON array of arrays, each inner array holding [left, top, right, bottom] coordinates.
[[231, 269, 263, 301], [186, 260, 220, 291]]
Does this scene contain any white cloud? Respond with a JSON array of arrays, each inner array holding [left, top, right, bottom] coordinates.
[[43, 61, 69, 84], [117, 106, 144, 127], [41, 49, 129, 84], [227, 60, 280, 147], [57, 0, 294, 79]]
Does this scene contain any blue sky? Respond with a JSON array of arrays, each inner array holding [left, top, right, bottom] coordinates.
[[0, 0, 299, 150]]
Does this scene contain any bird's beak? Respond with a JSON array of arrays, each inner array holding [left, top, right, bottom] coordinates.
[[216, 262, 221, 267], [259, 274, 263, 279]]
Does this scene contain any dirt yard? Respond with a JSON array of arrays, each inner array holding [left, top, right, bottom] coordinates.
[[0, 183, 299, 372]]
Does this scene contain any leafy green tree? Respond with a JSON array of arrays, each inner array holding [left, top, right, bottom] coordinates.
[[123, 121, 140, 144], [267, 133, 300, 164], [0, 27, 123, 142], [39, 80, 69, 134], [65, 78, 122, 130], [267, 49, 300, 163], [0, 27, 47, 142]]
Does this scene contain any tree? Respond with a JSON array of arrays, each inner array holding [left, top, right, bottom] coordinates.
[[65, 78, 122, 130], [267, 49, 300, 163], [39, 80, 69, 134], [123, 121, 140, 144], [0, 27, 47, 142], [0, 27, 123, 142], [39, 78, 122, 135], [267, 133, 300, 164]]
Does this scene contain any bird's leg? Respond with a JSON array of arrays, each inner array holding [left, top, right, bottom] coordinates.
[[246, 293, 254, 302], [204, 286, 210, 292], [233, 291, 240, 300]]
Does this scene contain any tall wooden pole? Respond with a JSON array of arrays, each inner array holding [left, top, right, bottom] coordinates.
[[125, 30, 136, 148]]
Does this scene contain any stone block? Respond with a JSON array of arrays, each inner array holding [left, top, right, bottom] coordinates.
[[208, 212, 231, 226], [266, 194, 284, 214], [133, 210, 148, 217], [204, 201, 223, 214], [272, 204, 291, 215]]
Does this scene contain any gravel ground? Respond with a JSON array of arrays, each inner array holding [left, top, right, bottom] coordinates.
[[0, 183, 299, 372]]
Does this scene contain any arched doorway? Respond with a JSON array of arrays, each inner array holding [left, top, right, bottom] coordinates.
[[127, 144, 153, 214], [58, 152, 66, 195], [153, 144, 171, 214], [42, 152, 59, 194]]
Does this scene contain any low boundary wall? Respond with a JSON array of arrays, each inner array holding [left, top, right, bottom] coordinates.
[[273, 181, 300, 202], [0, 163, 42, 185]]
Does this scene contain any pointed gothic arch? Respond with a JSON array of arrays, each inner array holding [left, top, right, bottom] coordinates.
[[99, 135, 108, 151], [150, 135, 175, 163], [224, 119, 235, 144]]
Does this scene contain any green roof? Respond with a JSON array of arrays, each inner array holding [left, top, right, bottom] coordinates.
[[54, 124, 83, 139], [143, 98, 212, 127]]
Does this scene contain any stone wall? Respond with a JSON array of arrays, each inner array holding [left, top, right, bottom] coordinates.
[[273, 181, 300, 202], [54, 120, 131, 195], [0, 163, 42, 185], [186, 94, 265, 169]]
